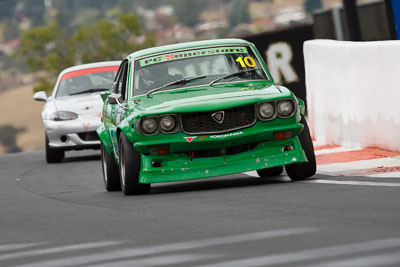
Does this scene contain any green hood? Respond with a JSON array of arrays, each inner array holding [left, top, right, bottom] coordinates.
[[131, 83, 292, 116]]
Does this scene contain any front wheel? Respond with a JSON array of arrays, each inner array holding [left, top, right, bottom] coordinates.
[[45, 134, 64, 163], [101, 142, 121, 191], [119, 133, 150, 195], [285, 117, 316, 180]]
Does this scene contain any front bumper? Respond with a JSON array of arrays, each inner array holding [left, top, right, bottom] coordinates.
[[134, 119, 307, 183], [140, 137, 306, 183], [44, 114, 101, 151]]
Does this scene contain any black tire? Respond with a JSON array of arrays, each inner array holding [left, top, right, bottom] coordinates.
[[119, 133, 150, 195], [256, 166, 284, 177], [285, 117, 316, 180], [101, 142, 121, 191], [45, 135, 64, 163]]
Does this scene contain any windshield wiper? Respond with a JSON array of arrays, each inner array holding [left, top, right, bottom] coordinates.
[[146, 75, 206, 98], [209, 68, 261, 87], [69, 88, 110, 96]]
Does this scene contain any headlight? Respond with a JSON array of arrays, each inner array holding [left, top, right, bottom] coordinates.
[[277, 100, 294, 117], [160, 115, 176, 132], [140, 117, 158, 134], [51, 111, 78, 121], [258, 102, 275, 119]]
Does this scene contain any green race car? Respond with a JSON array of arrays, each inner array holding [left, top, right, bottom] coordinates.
[[98, 38, 316, 195]]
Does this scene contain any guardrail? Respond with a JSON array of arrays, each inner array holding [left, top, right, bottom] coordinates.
[[304, 39, 400, 151]]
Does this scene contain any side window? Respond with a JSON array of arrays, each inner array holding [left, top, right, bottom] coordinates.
[[120, 62, 129, 100], [113, 61, 127, 95]]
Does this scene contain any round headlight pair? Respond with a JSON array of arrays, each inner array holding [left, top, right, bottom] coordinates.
[[276, 100, 294, 117], [258, 99, 294, 120], [140, 115, 176, 135]]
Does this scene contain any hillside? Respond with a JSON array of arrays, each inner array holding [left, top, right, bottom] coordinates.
[[0, 85, 45, 154]]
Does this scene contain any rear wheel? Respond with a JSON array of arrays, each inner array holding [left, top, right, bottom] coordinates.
[[119, 133, 150, 195], [101, 142, 121, 191], [286, 117, 316, 180], [45, 135, 64, 163], [256, 166, 284, 177]]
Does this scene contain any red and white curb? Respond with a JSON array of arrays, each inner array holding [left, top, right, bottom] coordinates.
[[244, 142, 400, 187], [314, 144, 400, 178]]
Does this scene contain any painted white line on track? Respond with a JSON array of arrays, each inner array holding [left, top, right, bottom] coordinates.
[[92, 254, 221, 267], [193, 237, 400, 267], [305, 179, 400, 187], [317, 157, 400, 174], [305, 251, 400, 267], [0, 243, 42, 252], [367, 172, 400, 178], [6, 228, 316, 267], [0, 241, 121, 261], [315, 147, 362, 156]]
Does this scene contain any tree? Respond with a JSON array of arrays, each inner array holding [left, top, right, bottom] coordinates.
[[17, 22, 75, 74], [229, 0, 251, 28], [73, 12, 155, 63], [172, 0, 201, 27], [304, 0, 322, 14], [0, 19, 20, 41]]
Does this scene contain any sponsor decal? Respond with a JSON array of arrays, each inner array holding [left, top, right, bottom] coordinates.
[[95, 112, 102, 118], [184, 136, 197, 143], [209, 131, 244, 139], [82, 122, 90, 131], [139, 46, 249, 67], [199, 136, 208, 140]]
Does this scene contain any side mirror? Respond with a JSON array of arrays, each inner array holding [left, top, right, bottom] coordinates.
[[33, 91, 48, 102], [107, 94, 121, 105], [100, 90, 112, 103]]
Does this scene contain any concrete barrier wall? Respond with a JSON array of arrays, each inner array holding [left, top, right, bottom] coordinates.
[[304, 40, 400, 151]]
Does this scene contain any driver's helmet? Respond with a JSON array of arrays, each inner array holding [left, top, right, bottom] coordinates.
[[140, 63, 170, 89]]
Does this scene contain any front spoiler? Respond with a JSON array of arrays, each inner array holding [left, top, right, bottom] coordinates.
[[139, 137, 307, 183]]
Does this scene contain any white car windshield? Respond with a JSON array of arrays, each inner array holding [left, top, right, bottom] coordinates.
[[133, 45, 269, 96], [56, 67, 118, 98]]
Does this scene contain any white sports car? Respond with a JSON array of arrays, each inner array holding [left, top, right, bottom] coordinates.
[[34, 61, 120, 163]]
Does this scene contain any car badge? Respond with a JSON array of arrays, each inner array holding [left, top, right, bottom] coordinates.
[[184, 136, 197, 143], [211, 111, 225, 124]]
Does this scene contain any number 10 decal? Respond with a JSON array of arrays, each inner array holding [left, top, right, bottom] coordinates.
[[236, 56, 256, 68]]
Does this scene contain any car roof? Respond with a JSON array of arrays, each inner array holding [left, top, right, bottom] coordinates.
[[128, 38, 253, 60], [58, 61, 121, 76]]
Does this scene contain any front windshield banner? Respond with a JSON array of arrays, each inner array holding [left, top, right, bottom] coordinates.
[[140, 46, 249, 67]]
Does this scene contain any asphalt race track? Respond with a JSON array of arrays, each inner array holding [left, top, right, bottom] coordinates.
[[1, 151, 400, 267]]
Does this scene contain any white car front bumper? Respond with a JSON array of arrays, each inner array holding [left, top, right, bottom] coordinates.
[[44, 113, 102, 151]]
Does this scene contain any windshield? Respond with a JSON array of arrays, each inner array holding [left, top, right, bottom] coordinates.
[[132, 45, 269, 97], [56, 66, 118, 98]]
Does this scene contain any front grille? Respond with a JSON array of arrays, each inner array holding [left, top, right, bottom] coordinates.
[[185, 142, 258, 159], [180, 105, 256, 134], [78, 131, 99, 141]]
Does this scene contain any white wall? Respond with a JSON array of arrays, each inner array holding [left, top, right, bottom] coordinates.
[[304, 40, 400, 151]]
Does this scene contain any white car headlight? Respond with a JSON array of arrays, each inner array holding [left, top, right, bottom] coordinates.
[[276, 100, 294, 117], [159, 115, 176, 132], [258, 102, 275, 119], [140, 117, 158, 134], [51, 111, 78, 121]]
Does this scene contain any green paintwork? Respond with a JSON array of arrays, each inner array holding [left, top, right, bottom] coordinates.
[[97, 38, 308, 184]]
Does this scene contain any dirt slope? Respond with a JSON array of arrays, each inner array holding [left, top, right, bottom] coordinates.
[[0, 85, 45, 154]]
